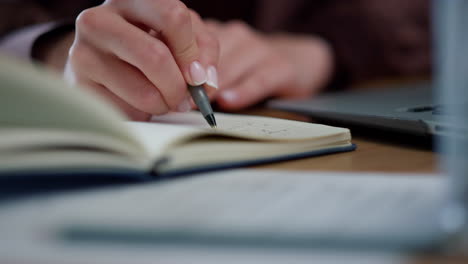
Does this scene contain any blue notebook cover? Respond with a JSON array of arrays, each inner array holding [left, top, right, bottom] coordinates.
[[156, 144, 357, 178], [0, 144, 356, 199]]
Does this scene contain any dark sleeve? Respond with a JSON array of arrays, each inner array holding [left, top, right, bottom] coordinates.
[[260, 0, 432, 87], [0, 0, 100, 60]]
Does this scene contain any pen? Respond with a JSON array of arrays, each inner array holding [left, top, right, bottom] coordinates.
[[188, 85, 217, 128]]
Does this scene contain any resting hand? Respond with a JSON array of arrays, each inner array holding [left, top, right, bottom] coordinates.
[[64, 0, 219, 120], [207, 21, 334, 110]]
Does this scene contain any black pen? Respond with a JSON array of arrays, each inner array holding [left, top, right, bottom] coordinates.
[[188, 85, 217, 128]]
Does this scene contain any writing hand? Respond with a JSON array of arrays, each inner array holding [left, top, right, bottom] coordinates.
[[64, 0, 219, 120]]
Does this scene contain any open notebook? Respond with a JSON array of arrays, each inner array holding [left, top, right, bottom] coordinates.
[[0, 56, 354, 178]]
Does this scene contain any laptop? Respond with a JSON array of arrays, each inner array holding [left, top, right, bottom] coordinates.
[[269, 82, 440, 137], [268, 2, 466, 139]]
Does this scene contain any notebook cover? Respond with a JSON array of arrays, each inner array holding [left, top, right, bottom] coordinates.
[[155, 144, 357, 178], [0, 144, 356, 199]]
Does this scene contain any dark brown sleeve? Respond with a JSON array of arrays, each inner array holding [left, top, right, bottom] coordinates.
[[258, 0, 432, 87], [0, 0, 102, 37], [0, 1, 51, 38], [0, 1, 100, 60]]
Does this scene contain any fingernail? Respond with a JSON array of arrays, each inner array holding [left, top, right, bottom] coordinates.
[[177, 97, 192, 112], [221, 90, 238, 103], [206, 66, 219, 89], [190, 61, 207, 85]]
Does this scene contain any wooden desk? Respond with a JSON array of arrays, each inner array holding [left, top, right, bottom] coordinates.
[[244, 108, 466, 264], [255, 136, 436, 173], [246, 108, 437, 173]]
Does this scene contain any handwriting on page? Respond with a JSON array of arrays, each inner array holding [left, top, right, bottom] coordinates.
[[150, 112, 333, 140], [222, 121, 293, 138]]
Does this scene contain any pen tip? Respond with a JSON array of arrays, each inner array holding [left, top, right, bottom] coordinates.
[[205, 114, 217, 128]]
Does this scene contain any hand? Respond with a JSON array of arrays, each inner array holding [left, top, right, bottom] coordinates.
[[206, 21, 334, 111], [64, 0, 219, 120]]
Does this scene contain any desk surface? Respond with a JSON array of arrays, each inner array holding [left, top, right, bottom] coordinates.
[[254, 136, 436, 173], [247, 108, 437, 173], [245, 108, 467, 264]]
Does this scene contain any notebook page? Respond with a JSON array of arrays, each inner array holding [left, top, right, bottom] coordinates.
[[127, 122, 203, 165], [151, 112, 350, 141], [130, 112, 351, 169]]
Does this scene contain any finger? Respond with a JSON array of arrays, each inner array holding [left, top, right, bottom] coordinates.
[[108, 0, 207, 86], [68, 41, 193, 115], [67, 40, 169, 115], [75, 6, 188, 111], [89, 83, 152, 121], [217, 58, 293, 110], [190, 10, 220, 92], [74, 79, 151, 121]]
